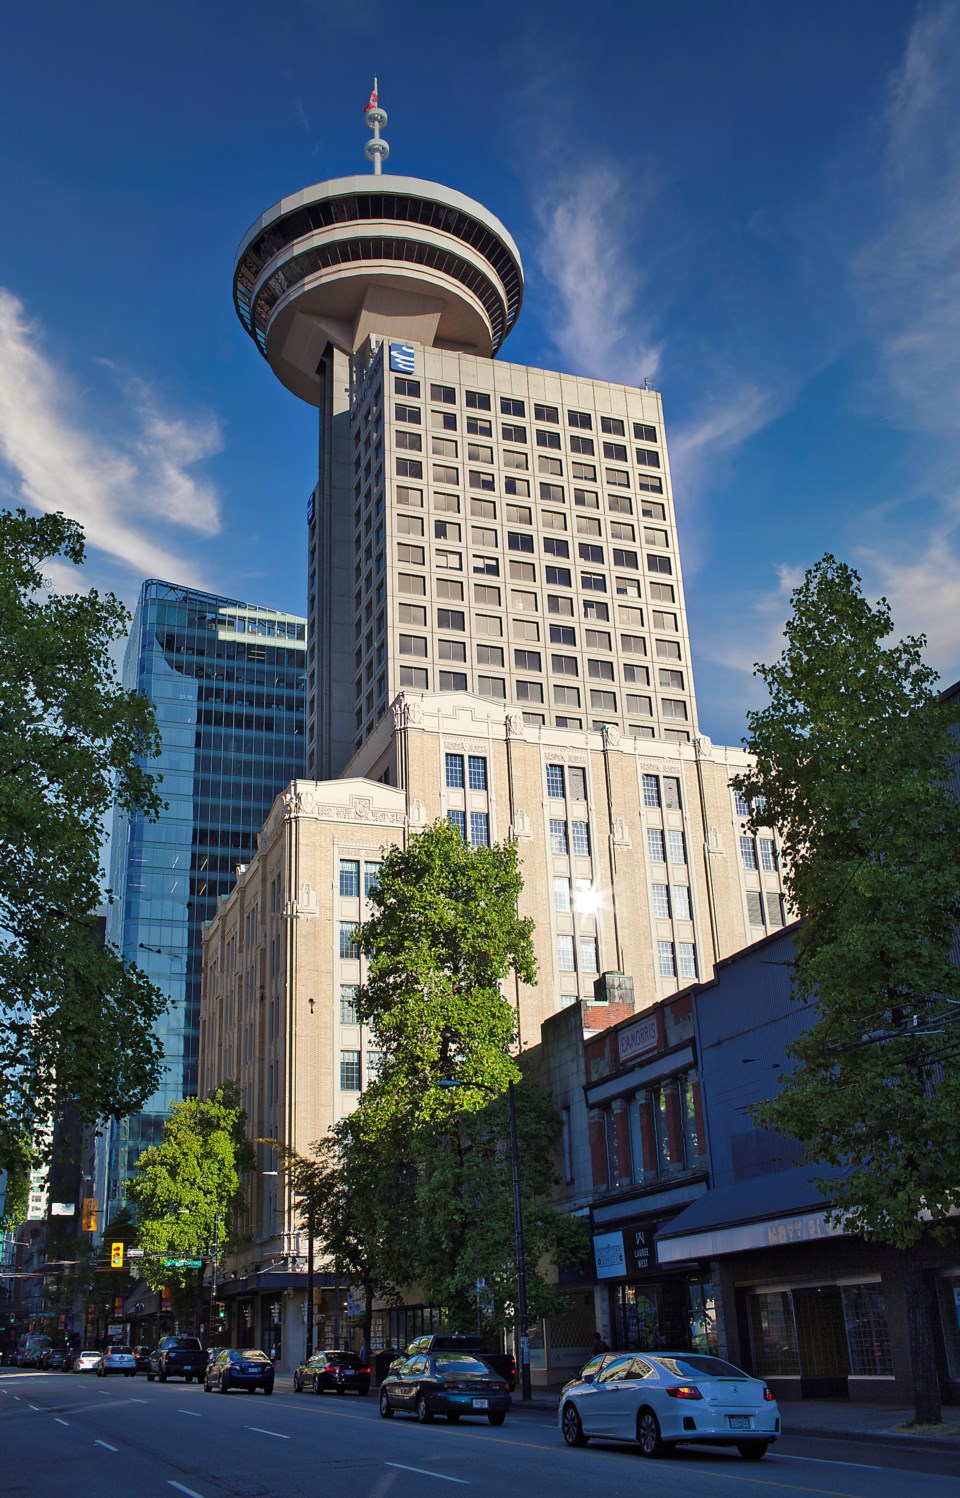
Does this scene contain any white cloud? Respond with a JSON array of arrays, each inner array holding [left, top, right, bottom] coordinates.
[[0, 288, 221, 585], [855, 495, 960, 684], [534, 165, 662, 388]]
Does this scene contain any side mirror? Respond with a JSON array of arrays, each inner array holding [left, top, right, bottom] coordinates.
[[580, 1372, 596, 1384]]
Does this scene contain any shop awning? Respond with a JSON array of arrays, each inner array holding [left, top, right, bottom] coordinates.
[[218, 1269, 338, 1297], [656, 1164, 849, 1264]]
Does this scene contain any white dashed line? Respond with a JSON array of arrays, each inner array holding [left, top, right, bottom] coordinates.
[[177, 1409, 201, 1416], [246, 1425, 289, 1439], [131, 1398, 148, 1403], [95, 1439, 119, 1451], [168, 1483, 207, 1498], [55, 1418, 70, 1426], [385, 1465, 470, 1485]]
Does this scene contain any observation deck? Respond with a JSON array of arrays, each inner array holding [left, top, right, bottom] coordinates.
[[232, 174, 524, 406]]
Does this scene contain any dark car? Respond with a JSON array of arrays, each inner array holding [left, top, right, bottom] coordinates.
[[379, 1353, 511, 1425], [38, 1346, 68, 1371], [147, 1335, 207, 1383], [398, 1333, 517, 1392], [293, 1350, 371, 1396], [203, 1347, 274, 1396], [132, 1345, 152, 1374]]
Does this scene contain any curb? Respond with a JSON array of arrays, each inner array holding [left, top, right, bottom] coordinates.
[[792, 1424, 960, 1454]]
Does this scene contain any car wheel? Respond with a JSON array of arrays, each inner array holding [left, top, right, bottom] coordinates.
[[446, 1413, 460, 1423], [314, 1375, 323, 1396], [358, 1386, 369, 1396], [334, 1386, 344, 1395], [416, 1394, 433, 1424], [379, 1389, 394, 1419], [737, 1440, 770, 1461], [263, 1385, 274, 1396], [158, 1371, 167, 1384], [204, 1380, 212, 1393], [487, 1413, 506, 1427], [293, 1374, 301, 1393], [147, 1373, 154, 1382], [561, 1402, 588, 1447], [636, 1407, 665, 1458], [218, 1373, 229, 1394]]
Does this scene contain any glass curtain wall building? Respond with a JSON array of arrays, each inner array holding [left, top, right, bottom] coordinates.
[[98, 580, 306, 1224]]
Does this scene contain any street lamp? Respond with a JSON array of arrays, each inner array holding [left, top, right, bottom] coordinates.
[[262, 1172, 315, 1359], [438, 1077, 532, 1402]]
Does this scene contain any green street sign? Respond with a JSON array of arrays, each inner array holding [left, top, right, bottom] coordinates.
[[162, 1258, 203, 1268]]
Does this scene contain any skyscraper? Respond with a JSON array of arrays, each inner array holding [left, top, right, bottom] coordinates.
[[97, 580, 306, 1224]]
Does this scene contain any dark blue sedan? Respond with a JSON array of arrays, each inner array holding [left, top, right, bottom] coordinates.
[[379, 1353, 511, 1425], [203, 1347, 274, 1395]]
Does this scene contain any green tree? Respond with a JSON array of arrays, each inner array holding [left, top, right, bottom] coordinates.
[[344, 820, 585, 1336], [738, 555, 960, 1425], [0, 509, 168, 1173], [127, 1083, 254, 1334]]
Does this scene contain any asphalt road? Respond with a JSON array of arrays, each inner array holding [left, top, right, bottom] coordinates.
[[4, 1369, 960, 1498]]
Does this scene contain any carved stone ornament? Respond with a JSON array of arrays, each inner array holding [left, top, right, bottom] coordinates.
[[505, 710, 524, 738], [638, 759, 669, 776], [708, 825, 725, 855], [409, 797, 426, 826], [392, 699, 406, 730], [406, 698, 424, 725], [511, 808, 533, 840], [603, 725, 621, 748], [613, 816, 631, 847], [283, 787, 302, 818], [298, 882, 318, 915]]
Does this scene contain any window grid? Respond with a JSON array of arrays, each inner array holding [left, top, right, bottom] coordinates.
[[470, 811, 490, 847], [339, 860, 360, 897], [468, 755, 488, 791]]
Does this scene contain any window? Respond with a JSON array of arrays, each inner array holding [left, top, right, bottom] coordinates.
[[435, 492, 461, 513], [471, 498, 496, 519], [434, 519, 461, 541], [468, 468, 494, 491], [663, 776, 682, 810], [613, 548, 639, 569], [659, 668, 684, 689], [538, 455, 563, 475], [399, 634, 427, 657], [567, 409, 592, 429], [466, 415, 492, 436], [447, 809, 466, 840], [340, 1050, 361, 1091], [581, 573, 607, 592], [551, 654, 579, 676], [588, 658, 615, 680], [431, 383, 456, 403], [605, 467, 629, 487], [553, 683, 581, 707], [570, 434, 595, 455], [465, 390, 491, 411], [509, 561, 535, 582], [445, 753, 465, 788], [652, 883, 671, 918], [434, 464, 460, 486], [746, 889, 765, 926], [590, 689, 616, 711], [642, 773, 661, 808], [678, 942, 698, 979], [656, 639, 682, 660], [546, 764, 566, 799], [577, 516, 602, 537], [667, 829, 687, 865], [549, 595, 575, 617], [616, 577, 641, 598], [673, 884, 691, 920], [513, 618, 539, 640], [658, 941, 676, 977], [432, 409, 458, 431], [396, 457, 423, 479], [579, 937, 599, 973], [364, 862, 381, 896], [550, 818, 568, 854], [501, 397, 525, 417], [571, 821, 591, 857], [399, 603, 427, 627], [339, 859, 360, 897], [557, 934, 576, 971], [437, 608, 465, 630], [634, 423, 657, 443], [477, 642, 504, 666], [340, 984, 358, 1024], [476, 613, 502, 636], [601, 416, 625, 435], [396, 485, 423, 508], [399, 573, 426, 596], [473, 556, 500, 576], [765, 891, 785, 927], [740, 836, 758, 870], [468, 755, 488, 790], [549, 625, 575, 647], [534, 403, 559, 423], [572, 461, 597, 481], [579, 543, 604, 564], [506, 503, 532, 525], [439, 670, 468, 691], [396, 429, 422, 451], [399, 665, 428, 687], [620, 634, 647, 655], [395, 377, 420, 397], [733, 787, 751, 817], [468, 442, 494, 464], [602, 440, 628, 461], [647, 553, 673, 574], [397, 513, 424, 537], [508, 531, 534, 553], [759, 839, 778, 872], [514, 648, 541, 671], [647, 827, 666, 862], [546, 566, 572, 587], [568, 766, 587, 800], [478, 675, 505, 699], [516, 680, 544, 702], [395, 403, 421, 424], [636, 447, 661, 467], [439, 638, 467, 662], [474, 584, 501, 605], [574, 487, 599, 509], [511, 589, 538, 612], [583, 600, 610, 623], [470, 811, 490, 846], [661, 698, 688, 720], [553, 875, 571, 911], [339, 922, 359, 960], [608, 493, 633, 515], [502, 423, 527, 443], [536, 428, 561, 449], [540, 483, 565, 503]]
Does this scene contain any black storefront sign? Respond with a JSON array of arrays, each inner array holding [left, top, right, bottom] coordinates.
[[623, 1224, 655, 1277]]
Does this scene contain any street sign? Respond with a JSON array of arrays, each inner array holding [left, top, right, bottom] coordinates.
[[162, 1258, 202, 1268], [127, 1248, 144, 1259]]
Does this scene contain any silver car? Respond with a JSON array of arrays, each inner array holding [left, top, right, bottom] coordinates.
[[559, 1351, 781, 1460], [96, 1346, 137, 1377]]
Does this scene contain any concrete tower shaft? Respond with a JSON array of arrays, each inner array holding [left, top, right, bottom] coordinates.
[[233, 175, 524, 405]]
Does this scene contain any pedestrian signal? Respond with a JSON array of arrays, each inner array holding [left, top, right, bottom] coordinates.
[[110, 1241, 124, 1269]]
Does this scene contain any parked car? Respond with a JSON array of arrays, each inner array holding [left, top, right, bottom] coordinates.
[[558, 1352, 781, 1460], [148, 1336, 207, 1383], [38, 1347, 68, 1371], [396, 1333, 516, 1391], [203, 1348, 274, 1396], [17, 1335, 52, 1368], [72, 1349, 102, 1374], [293, 1350, 371, 1396], [132, 1345, 152, 1374], [379, 1353, 511, 1425], [97, 1346, 137, 1377]]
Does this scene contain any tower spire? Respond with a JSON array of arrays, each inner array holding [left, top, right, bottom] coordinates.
[[363, 78, 389, 175]]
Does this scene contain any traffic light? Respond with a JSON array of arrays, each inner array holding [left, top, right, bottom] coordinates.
[[110, 1241, 124, 1269], [215, 1301, 226, 1325], [81, 1197, 98, 1232]]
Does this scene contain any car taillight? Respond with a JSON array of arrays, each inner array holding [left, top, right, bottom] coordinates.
[[665, 1385, 703, 1400], [763, 1386, 775, 1402], [360, 1367, 370, 1374], [325, 1364, 338, 1373]]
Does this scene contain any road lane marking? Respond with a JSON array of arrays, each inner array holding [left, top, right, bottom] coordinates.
[[131, 1398, 148, 1403], [55, 1418, 70, 1426], [178, 1409, 201, 1416], [95, 1440, 119, 1451], [168, 1484, 207, 1498], [246, 1426, 290, 1439], [385, 1464, 469, 1485]]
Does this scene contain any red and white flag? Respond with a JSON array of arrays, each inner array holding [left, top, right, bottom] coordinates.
[[364, 81, 378, 112]]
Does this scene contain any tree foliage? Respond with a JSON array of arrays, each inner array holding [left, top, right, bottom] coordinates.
[[739, 556, 960, 1422], [0, 509, 168, 1171], [127, 1082, 254, 1301]]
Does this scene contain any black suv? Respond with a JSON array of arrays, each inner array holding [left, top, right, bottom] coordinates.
[[148, 1336, 207, 1383]]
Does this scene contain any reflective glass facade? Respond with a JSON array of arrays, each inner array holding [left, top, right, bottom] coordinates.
[[100, 580, 306, 1221]]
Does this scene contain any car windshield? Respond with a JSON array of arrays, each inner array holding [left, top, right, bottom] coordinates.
[[239, 1350, 268, 1360], [322, 1353, 360, 1366], [653, 1355, 749, 1380], [168, 1338, 202, 1349], [110, 1348, 133, 1355], [432, 1356, 489, 1374]]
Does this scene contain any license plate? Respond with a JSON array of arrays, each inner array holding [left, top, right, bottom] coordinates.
[[472, 1399, 489, 1409], [728, 1415, 751, 1429]]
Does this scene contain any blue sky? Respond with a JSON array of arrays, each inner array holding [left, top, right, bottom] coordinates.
[[2, 0, 958, 746]]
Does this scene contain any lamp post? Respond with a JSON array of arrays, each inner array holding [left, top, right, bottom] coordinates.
[[262, 1170, 315, 1361], [438, 1077, 532, 1402]]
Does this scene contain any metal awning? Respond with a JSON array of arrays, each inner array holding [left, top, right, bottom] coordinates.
[[656, 1164, 848, 1265]]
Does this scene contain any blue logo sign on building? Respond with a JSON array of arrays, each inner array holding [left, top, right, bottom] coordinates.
[[390, 343, 416, 374]]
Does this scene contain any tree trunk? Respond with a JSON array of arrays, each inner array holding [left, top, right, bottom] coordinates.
[[901, 1240, 941, 1425], [363, 1280, 374, 1368]]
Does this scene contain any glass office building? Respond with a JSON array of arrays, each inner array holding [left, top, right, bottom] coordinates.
[[98, 580, 306, 1223]]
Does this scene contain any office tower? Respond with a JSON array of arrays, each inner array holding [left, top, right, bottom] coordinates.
[[97, 581, 306, 1225]]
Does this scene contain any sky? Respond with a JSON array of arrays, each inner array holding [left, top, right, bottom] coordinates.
[[2, 0, 959, 747]]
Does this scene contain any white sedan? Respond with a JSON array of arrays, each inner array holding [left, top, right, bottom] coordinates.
[[559, 1352, 781, 1460], [72, 1349, 102, 1373]]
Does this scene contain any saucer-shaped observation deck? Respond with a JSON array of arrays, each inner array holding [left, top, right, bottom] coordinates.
[[233, 174, 524, 406]]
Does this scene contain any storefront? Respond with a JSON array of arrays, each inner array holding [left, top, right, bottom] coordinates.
[[593, 1211, 718, 1355]]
